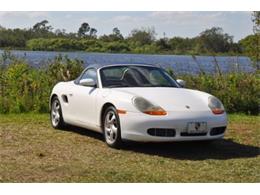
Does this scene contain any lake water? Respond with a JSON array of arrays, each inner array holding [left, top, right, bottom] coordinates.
[[0, 50, 255, 74]]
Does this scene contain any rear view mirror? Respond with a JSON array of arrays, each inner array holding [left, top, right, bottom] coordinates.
[[176, 79, 186, 88], [79, 78, 96, 87]]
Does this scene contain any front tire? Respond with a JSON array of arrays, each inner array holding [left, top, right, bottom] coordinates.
[[50, 97, 65, 129], [103, 106, 122, 148]]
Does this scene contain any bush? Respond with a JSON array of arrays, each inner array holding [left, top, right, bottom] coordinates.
[[176, 73, 260, 114], [46, 54, 84, 83], [0, 52, 84, 113], [27, 38, 89, 51], [0, 52, 259, 114], [104, 41, 130, 53]]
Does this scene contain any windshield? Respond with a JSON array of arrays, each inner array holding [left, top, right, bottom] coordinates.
[[100, 65, 179, 88]]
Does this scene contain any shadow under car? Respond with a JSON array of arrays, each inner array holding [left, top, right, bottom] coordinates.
[[59, 125, 260, 161]]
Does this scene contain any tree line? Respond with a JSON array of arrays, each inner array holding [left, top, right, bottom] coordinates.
[[0, 12, 259, 67], [0, 22, 243, 53]]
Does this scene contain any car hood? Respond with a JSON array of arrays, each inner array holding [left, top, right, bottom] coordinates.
[[112, 87, 210, 112]]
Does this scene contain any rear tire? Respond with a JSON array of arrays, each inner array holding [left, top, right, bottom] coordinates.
[[102, 106, 122, 148], [50, 97, 65, 129]]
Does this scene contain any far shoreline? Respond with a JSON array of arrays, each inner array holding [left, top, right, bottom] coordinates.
[[0, 48, 250, 58]]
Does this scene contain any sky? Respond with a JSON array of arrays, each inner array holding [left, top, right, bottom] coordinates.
[[0, 11, 253, 41]]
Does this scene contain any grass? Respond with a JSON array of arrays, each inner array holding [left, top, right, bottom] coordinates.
[[0, 113, 259, 182]]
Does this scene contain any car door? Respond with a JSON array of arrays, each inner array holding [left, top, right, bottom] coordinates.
[[69, 68, 99, 129]]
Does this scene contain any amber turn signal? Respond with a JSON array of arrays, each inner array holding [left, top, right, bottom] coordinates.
[[144, 110, 167, 116], [117, 109, 127, 114]]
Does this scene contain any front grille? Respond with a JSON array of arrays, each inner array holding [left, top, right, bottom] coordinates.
[[210, 126, 226, 136], [147, 128, 176, 137], [180, 132, 207, 136]]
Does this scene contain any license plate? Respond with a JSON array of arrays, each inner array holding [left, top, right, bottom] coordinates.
[[187, 122, 207, 134]]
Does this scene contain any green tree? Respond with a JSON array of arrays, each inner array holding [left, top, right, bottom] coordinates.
[[55, 29, 67, 37], [239, 12, 260, 70], [33, 20, 52, 31], [89, 28, 97, 38], [252, 11, 260, 69], [169, 37, 195, 54], [78, 22, 90, 38], [0, 27, 29, 47], [155, 38, 171, 51], [128, 27, 156, 45], [100, 27, 124, 42], [197, 27, 234, 53], [239, 35, 258, 61], [32, 20, 53, 37], [112, 27, 124, 40]]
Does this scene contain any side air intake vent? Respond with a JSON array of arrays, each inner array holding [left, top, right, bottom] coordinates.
[[61, 95, 68, 103]]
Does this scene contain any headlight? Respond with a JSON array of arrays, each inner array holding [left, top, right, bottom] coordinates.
[[132, 97, 167, 116], [208, 96, 225, 114]]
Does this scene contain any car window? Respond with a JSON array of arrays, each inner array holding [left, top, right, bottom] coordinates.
[[149, 70, 169, 86], [101, 66, 126, 80], [100, 66, 179, 88], [80, 68, 97, 82]]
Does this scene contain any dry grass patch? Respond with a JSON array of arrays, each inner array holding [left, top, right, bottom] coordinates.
[[0, 113, 259, 182]]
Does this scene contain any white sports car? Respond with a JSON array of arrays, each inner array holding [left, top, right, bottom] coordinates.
[[50, 64, 227, 148]]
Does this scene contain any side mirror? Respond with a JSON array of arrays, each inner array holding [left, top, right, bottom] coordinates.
[[176, 79, 186, 88], [79, 78, 96, 87]]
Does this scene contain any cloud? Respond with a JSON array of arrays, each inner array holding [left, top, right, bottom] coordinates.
[[0, 11, 50, 29], [105, 12, 231, 32], [148, 11, 225, 25], [0, 11, 49, 19], [112, 15, 146, 23]]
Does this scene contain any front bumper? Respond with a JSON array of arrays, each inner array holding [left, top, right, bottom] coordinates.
[[119, 111, 227, 142]]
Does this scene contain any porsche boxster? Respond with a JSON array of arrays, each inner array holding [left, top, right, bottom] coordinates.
[[50, 64, 227, 148]]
